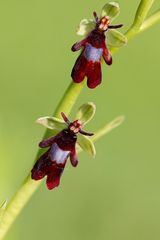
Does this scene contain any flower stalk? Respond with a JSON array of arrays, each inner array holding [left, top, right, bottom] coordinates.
[[125, 0, 155, 40], [140, 9, 160, 32], [133, 0, 154, 30]]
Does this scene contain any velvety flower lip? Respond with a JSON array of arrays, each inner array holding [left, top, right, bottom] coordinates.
[[71, 1, 127, 89], [31, 104, 96, 190], [31, 130, 76, 190]]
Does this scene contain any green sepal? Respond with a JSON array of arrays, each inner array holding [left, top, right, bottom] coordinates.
[[76, 19, 96, 36], [107, 29, 127, 47], [101, 2, 120, 21], [76, 102, 96, 125], [92, 116, 125, 141], [36, 117, 67, 130], [77, 134, 96, 158]]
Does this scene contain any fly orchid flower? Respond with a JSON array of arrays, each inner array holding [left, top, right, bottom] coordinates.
[[31, 103, 96, 190], [71, 2, 127, 89]]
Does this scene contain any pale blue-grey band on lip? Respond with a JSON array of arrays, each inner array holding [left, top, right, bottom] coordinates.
[[49, 143, 70, 164], [83, 43, 103, 62]]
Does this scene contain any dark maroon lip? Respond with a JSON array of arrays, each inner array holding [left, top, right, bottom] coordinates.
[[71, 9, 124, 88], [31, 112, 94, 190]]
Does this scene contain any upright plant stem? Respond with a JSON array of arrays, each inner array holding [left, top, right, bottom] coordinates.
[[0, 81, 85, 240], [133, 0, 154, 30], [125, 0, 154, 40], [43, 81, 85, 140], [140, 9, 160, 32], [54, 81, 85, 118]]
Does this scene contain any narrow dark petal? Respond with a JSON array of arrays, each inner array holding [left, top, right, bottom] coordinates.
[[79, 129, 94, 136], [39, 136, 56, 148], [103, 47, 112, 65], [108, 24, 123, 29], [61, 112, 70, 125], [71, 38, 87, 52], [93, 11, 99, 23], [70, 150, 78, 167]]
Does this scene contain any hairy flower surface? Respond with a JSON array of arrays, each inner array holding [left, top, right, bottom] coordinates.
[[71, 2, 127, 89], [31, 103, 96, 190]]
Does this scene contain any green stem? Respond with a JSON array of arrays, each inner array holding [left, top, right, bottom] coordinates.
[[35, 81, 86, 160], [110, 0, 153, 54], [140, 9, 160, 32], [0, 177, 40, 239], [132, 0, 154, 30], [0, 115, 124, 240], [125, 0, 154, 40], [0, 81, 85, 240], [44, 81, 85, 139], [110, 0, 160, 54], [0, 1, 159, 239], [54, 81, 85, 118]]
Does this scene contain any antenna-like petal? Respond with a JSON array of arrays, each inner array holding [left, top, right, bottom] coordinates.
[[61, 112, 70, 125]]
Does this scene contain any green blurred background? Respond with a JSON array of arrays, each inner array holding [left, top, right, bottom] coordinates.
[[0, 0, 160, 239]]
